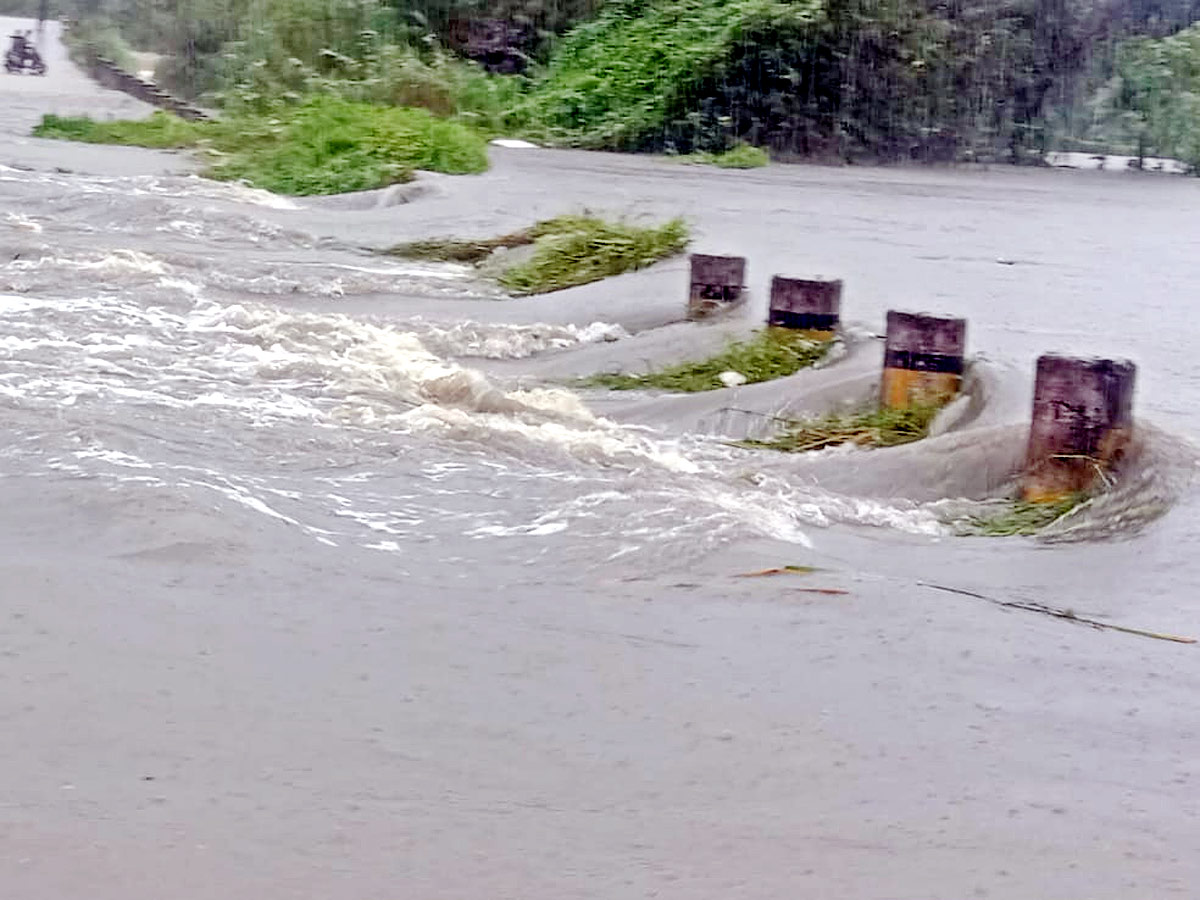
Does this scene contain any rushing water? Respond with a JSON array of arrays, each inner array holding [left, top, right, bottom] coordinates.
[[3, 150, 1198, 623], [5, 18, 1200, 899]]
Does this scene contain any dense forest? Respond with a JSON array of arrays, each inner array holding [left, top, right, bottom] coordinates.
[[10, 0, 1200, 167]]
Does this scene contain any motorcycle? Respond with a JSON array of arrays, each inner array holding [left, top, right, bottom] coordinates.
[[5, 47, 46, 76]]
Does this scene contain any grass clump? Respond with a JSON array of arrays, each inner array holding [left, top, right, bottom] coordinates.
[[499, 216, 688, 295], [963, 495, 1089, 537], [680, 145, 771, 168], [584, 328, 832, 392], [208, 98, 489, 194], [388, 232, 535, 264], [34, 111, 203, 148], [32, 96, 489, 195], [744, 404, 940, 453], [390, 215, 689, 295]]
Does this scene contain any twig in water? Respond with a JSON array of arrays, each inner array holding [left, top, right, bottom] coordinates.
[[736, 565, 818, 577], [918, 581, 1196, 644]]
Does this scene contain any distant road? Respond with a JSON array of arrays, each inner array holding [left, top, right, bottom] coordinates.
[[0, 16, 187, 176]]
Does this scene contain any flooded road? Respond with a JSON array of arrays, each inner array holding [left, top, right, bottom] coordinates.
[[2, 17, 1200, 899]]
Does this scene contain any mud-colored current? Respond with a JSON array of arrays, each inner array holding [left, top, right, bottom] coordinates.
[[2, 17, 1199, 900]]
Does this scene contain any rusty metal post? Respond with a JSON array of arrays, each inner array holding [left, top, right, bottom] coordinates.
[[1021, 355, 1136, 502], [880, 311, 966, 410], [688, 254, 745, 319], [768, 276, 841, 335]]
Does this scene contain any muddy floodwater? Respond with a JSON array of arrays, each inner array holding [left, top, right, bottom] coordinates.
[[3, 17, 1200, 900]]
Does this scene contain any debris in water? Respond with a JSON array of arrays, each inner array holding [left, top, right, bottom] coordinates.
[[718, 370, 747, 387], [741, 404, 939, 453], [736, 564, 818, 577]]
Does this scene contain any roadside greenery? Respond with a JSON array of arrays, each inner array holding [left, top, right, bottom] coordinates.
[[51, 0, 1200, 166], [584, 328, 831, 393], [33, 96, 488, 194], [1104, 25, 1200, 170], [523, 0, 823, 152], [213, 31, 527, 135], [742, 404, 940, 453], [35, 110, 201, 148], [678, 145, 770, 169], [519, 0, 1144, 161], [390, 215, 688, 294], [60, 16, 138, 71]]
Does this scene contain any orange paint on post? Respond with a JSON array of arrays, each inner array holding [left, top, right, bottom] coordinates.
[[880, 311, 966, 411]]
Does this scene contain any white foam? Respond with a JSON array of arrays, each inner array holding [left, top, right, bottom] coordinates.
[[294, 261, 472, 281], [412, 318, 627, 359], [467, 521, 568, 537], [4, 212, 42, 233], [6, 249, 169, 276]]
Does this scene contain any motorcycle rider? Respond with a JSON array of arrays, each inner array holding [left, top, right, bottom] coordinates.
[[22, 30, 39, 65], [8, 30, 27, 61], [8, 29, 43, 71]]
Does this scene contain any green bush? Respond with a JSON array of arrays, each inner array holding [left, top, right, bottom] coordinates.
[[523, 0, 822, 150], [33, 97, 488, 195], [214, 30, 529, 137], [679, 144, 770, 168], [209, 96, 488, 193], [710, 144, 770, 168], [34, 111, 203, 148]]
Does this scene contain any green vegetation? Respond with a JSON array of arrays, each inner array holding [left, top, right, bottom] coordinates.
[[743, 404, 940, 453], [520, 0, 1150, 161], [35, 111, 202, 148], [1102, 25, 1200, 170], [33, 97, 488, 195], [389, 232, 534, 263], [390, 215, 688, 294], [208, 97, 488, 193], [584, 328, 831, 393], [962, 495, 1089, 537], [499, 216, 687, 295], [214, 33, 528, 135], [523, 0, 822, 152], [679, 145, 770, 169], [61, 16, 138, 71], [55, 0, 1200, 166]]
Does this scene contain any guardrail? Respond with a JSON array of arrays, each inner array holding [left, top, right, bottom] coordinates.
[[78, 43, 209, 121]]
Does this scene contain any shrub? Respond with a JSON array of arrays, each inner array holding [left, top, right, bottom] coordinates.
[[33, 96, 489, 195]]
